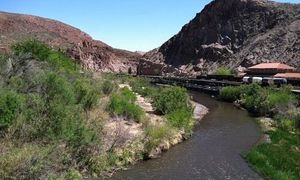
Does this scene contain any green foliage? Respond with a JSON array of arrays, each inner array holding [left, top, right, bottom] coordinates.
[[43, 73, 76, 104], [108, 88, 144, 122], [219, 86, 243, 102], [65, 169, 83, 180], [130, 78, 157, 97], [0, 90, 24, 129], [0, 143, 51, 179], [242, 89, 270, 115], [0, 40, 105, 178], [153, 86, 192, 115], [214, 67, 233, 76], [12, 40, 78, 72], [219, 84, 296, 116], [12, 39, 51, 60], [246, 130, 300, 180], [75, 79, 98, 111], [167, 109, 193, 131], [101, 80, 115, 95], [145, 124, 173, 153]]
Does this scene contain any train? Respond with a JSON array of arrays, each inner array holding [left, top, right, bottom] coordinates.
[[196, 74, 293, 86], [242, 76, 287, 86]]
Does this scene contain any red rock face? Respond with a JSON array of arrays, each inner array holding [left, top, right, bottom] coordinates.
[[0, 12, 141, 72], [143, 0, 300, 76]]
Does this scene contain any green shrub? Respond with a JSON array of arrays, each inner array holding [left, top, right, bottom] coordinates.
[[108, 88, 144, 122], [153, 86, 192, 115], [75, 80, 98, 111], [145, 124, 173, 153], [0, 144, 51, 179], [130, 78, 156, 97], [219, 86, 242, 102], [220, 84, 296, 116], [167, 109, 193, 131], [12, 40, 51, 60], [241, 89, 270, 116], [119, 87, 137, 102], [214, 67, 233, 76], [46, 99, 96, 146], [12, 40, 78, 72], [101, 80, 115, 95], [267, 90, 295, 109], [0, 90, 24, 129], [43, 73, 75, 104], [65, 169, 83, 180]]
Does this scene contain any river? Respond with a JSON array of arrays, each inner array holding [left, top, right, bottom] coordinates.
[[113, 92, 261, 180]]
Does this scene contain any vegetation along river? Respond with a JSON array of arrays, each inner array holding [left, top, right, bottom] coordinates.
[[114, 91, 262, 180]]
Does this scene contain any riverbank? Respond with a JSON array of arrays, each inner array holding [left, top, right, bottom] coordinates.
[[219, 84, 300, 180], [113, 91, 261, 179], [101, 83, 209, 176]]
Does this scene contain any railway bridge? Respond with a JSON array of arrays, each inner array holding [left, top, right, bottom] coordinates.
[[140, 75, 242, 94], [139, 75, 300, 95]]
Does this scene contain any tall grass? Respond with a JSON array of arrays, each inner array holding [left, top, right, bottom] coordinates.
[[107, 88, 144, 122], [246, 130, 300, 180]]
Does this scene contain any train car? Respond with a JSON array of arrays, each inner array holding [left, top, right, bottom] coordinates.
[[252, 77, 263, 84], [262, 77, 274, 86], [274, 78, 287, 87], [243, 76, 250, 84], [197, 75, 242, 82]]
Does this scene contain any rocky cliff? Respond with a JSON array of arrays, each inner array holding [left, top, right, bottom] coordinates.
[[143, 0, 300, 76], [0, 12, 141, 72]]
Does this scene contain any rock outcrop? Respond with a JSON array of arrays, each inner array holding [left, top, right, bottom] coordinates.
[[0, 12, 141, 72], [143, 0, 300, 76]]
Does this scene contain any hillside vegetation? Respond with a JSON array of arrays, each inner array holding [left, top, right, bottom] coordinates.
[[0, 40, 197, 179]]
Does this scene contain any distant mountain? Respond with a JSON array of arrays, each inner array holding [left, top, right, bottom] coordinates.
[[143, 0, 300, 76], [0, 12, 141, 72]]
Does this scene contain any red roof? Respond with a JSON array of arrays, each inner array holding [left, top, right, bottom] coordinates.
[[274, 73, 300, 79], [248, 63, 295, 70]]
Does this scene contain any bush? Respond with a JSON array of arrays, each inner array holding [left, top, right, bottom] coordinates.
[[219, 86, 243, 102], [47, 101, 95, 146], [241, 89, 269, 115], [43, 73, 75, 104], [101, 80, 115, 95], [12, 40, 78, 72], [167, 109, 193, 131], [108, 88, 144, 122], [144, 124, 173, 153], [153, 86, 192, 115], [267, 90, 295, 109], [214, 67, 233, 76], [0, 40, 105, 178], [0, 90, 24, 129], [130, 78, 156, 97], [220, 84, 296, 116], [0, 144, 51, 179], [12, 40, 51, 61], [75, 80, 98, 111]]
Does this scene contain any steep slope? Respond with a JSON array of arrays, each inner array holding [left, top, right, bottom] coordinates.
[[0, 12, 141, 72], [144, 0, 300, 75]]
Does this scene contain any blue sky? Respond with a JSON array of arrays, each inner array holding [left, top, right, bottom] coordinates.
[[0, 0, 299, 51]]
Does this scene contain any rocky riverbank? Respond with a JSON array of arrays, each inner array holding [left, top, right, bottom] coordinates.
[[101, 84, 209, 176]]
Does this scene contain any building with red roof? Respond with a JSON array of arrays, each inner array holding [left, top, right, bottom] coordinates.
[[274, 73, 300, 80], [246, 63, 296, 76]]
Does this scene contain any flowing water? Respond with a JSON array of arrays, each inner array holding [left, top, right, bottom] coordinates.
[[113, 92, 261, 180]]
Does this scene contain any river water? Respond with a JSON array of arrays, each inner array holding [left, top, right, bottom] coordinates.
[[113, 92, 261, 180]]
